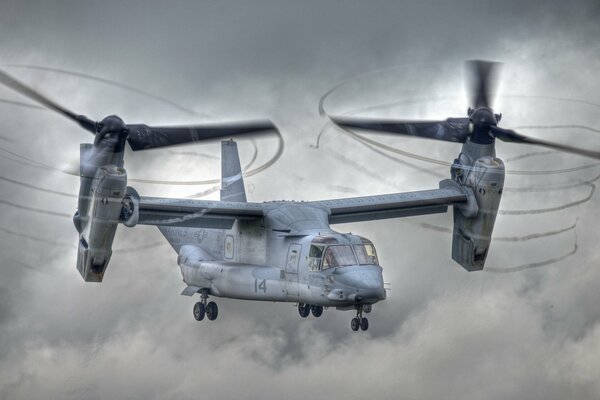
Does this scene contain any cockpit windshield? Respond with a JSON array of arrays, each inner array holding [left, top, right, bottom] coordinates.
[[322, 245, 358, 269], [353, 244, 379, 265], [308, 239, 380, 271]]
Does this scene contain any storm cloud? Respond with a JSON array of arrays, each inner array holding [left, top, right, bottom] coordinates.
[[0, 1, 599, 399]]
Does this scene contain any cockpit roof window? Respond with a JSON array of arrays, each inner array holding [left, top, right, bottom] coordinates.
[[358, 236, 374, 245], [312, 236, 339, 244]]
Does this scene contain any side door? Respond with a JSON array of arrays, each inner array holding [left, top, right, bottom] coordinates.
[[285, 244, 301, 297]]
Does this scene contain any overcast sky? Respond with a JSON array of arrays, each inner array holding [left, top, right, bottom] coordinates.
[[0, 1, 599, 399]]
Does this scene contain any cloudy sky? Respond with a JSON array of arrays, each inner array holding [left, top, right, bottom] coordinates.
[[0, 1, 599, 399]]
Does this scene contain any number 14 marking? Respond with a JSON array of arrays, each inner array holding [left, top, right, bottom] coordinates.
[[255, 279, 266, 293]]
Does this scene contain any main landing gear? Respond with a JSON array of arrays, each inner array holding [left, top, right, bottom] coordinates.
[[298, 303, 323, 318], [351, 305, 369, 332], [193, 289, 218, 322]]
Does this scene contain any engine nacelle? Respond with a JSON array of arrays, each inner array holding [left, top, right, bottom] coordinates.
[[451, 155, 505, 271], [76, 165, 127, 282]]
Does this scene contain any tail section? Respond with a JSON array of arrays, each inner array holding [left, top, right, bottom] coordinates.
[[220, 140, 247, 202]]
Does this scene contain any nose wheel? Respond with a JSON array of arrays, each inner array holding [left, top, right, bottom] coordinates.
[[351, 305, 369, 331], [193, 289, 218, 322]]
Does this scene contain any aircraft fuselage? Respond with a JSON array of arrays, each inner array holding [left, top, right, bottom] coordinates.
[[163, 204, 386, 309]]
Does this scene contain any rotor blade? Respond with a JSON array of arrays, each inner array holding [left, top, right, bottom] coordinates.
[[467, 60, 500, 109], [492, 126, 600, 160], [0, 69, 96, 133], [126, 119, 278, 151], [329, 115, 471, 143]]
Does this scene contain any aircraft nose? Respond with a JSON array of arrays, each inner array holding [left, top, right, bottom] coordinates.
[[335, 266, 383, 291]]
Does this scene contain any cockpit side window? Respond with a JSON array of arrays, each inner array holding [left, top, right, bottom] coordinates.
[[354, 244, 379, 265], [308, 245, 324, 271], [322, 245, 357, 269]]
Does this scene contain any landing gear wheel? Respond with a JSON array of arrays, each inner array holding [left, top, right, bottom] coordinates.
[[298, 303, 310, 318], [311, 305, 323, 318], [351, 317, 360, 331], [360, 317, 369, 331], [206, 301, 219, 321], [193, 302, 205, 321]]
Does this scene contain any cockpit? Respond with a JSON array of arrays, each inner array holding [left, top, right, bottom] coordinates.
[[307, 235, 379, 271]]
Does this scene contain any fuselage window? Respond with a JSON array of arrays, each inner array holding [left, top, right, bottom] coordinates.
[[288, 250, 299, 269], [354, 244, 379, 265], [308, 245, 324, 271], [322, 245, 357, 269]]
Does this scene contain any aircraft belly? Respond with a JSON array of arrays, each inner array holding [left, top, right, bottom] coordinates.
[[212, 265, 287, 301]]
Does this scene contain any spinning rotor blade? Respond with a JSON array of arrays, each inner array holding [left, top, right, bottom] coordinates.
[[491, 127, 600, 160], [467, 60, 500, 109], [0, 68, 96, 133], [0, 68, 279, 150], [126, 120, 278, 151], [330, 115, 471, 143]]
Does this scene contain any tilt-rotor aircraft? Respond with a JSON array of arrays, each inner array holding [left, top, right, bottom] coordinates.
[[1, 61, 598, 331]]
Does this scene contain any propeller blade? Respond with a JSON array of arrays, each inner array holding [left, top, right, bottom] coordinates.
[[491, 126, 600, 160], [467, 60, 500, 109], [0, 69, 96, 133], [126, 119, 278, 151], [329, 115, 471, 143]]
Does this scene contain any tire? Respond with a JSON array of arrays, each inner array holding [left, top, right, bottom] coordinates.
[[193, 302, 205, 321], [351, 317, 360, 331], [311, 305, 323, 318], [298, 303, 310, 318], [360, 317, 369, 331], [206, 301, 219, 321]]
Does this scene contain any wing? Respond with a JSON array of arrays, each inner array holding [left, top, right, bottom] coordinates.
[[136, 182, 469, 228], [137, 197, 264, 229], [307, 184, 468, 224]]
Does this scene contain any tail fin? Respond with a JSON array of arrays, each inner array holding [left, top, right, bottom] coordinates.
[[220, 140, 247, 202]]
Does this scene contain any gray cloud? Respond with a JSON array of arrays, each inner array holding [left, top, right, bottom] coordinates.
[[0, 0, 599, 399]]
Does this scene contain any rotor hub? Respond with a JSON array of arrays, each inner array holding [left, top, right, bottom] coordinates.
[[98, 115, 127, 135], [468, 107, 498, 127]]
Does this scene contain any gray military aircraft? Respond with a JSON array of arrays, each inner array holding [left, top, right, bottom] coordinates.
[[1, 61, 598, 331]]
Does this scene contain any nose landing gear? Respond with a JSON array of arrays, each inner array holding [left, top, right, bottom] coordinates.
[[193, 289, 218, 322], [351, 305, 369, 332]]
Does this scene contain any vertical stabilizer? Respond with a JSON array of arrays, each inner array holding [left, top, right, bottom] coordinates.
[[220, 140, 247, 202]]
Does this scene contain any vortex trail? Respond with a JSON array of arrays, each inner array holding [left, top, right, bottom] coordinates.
[[1, 227, 72, 247], [318, 83, 600, 176], [0, 174, 76, 198], [485, 242, 578, 273], [328, 123, 600, 176], [5, 258, 45, 274], [0, 198, 72, 218], [0, 226, 166, 254], [499, 184, 594, 215], [416, 221, 577, 242], [0, 65, 282, 252], [6, 64, 202, 117], [0, 64, 284, 185]]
